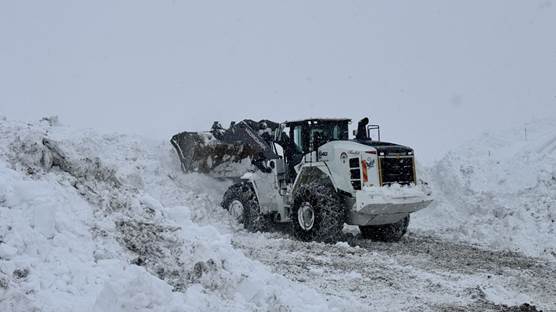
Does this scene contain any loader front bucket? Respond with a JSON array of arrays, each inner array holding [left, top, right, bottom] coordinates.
[[170, 119, 281, 178], [170, 131, 258, 177]]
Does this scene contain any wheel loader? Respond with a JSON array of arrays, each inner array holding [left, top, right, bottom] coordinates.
[[171, 117, 432, 242]]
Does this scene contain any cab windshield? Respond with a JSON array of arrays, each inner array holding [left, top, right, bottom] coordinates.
[[288, 120, 349, 154]]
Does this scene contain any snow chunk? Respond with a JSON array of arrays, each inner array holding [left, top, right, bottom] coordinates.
[[335, 241, 350, 248]]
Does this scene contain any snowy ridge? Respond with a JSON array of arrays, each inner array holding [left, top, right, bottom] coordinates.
[[413, 119, 556, 258], [0, 118, 357, 312]]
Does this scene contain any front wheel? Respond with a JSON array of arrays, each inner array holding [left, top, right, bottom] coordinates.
[[359, 215, 410, 242], [291, 181, 344, 243], [221, 183, 270, 232]]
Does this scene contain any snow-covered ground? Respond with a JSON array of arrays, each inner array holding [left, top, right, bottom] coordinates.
[[0, 116, 554, 311]]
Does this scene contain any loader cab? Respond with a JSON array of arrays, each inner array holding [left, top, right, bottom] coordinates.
[[285, 118, 350, 155], [283, 118, 350, 157], [274, 118, 350, 182]]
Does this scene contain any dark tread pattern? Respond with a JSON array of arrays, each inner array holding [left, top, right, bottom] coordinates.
[[291, 181, 345, 243]]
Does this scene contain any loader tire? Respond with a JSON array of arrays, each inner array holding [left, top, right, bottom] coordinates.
[[359, 215, 410, 242], [221, 183, 270, 233], [291, 181, 344, 243]]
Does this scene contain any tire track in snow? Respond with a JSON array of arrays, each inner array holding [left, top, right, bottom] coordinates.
[[231, 231, 556, 312]]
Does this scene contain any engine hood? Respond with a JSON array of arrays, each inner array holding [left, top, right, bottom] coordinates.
[[353, 139, 414, 155]]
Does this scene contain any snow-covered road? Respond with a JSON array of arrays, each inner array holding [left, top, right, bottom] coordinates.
[[233, 230, 555, 311]]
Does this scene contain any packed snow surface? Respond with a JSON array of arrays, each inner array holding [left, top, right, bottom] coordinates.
[[0, 116, 554, 311]]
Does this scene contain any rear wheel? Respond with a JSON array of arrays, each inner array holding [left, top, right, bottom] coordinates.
[[359, 215, 410, 242], [221, 183, 270, 232], [291, 181, 344, 243]]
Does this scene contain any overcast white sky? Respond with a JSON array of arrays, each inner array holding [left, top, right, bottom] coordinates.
[[1, 0, 555, 163]]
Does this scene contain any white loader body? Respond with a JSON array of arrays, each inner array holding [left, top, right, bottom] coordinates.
[[246, 140, 432, 226], [173, 117, 433, 240]]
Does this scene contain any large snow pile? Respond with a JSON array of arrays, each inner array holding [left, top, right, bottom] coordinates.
[[413, 119, 556, 259], [0, 117, 355, 312]]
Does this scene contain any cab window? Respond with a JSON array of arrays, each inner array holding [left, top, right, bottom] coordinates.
[[293, 126, 303, 151]]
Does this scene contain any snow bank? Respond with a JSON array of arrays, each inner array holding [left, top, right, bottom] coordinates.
[[413, 119, 556, 259], [0, 118, 356, 312]]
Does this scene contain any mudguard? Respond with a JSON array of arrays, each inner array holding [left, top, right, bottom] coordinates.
[[292, 165, 336, 196]]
